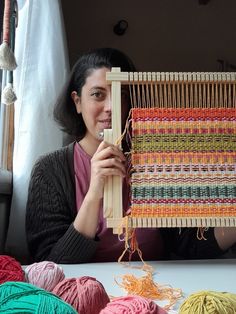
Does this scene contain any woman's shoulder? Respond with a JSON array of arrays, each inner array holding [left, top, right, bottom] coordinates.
[[32, 143, 74, 174]]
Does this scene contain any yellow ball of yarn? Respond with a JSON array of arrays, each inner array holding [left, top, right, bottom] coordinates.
[[179, 290, 236, 314]]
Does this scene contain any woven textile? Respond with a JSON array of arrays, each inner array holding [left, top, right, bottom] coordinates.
[[130, 107, 236, 218]]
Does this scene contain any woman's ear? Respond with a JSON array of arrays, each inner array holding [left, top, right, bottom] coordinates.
[[71, 91, 81, 114]]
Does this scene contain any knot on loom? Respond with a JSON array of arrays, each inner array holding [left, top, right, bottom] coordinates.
[[179, 290, 236, 314]]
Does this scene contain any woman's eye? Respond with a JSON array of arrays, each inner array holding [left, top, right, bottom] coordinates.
[[92, 92, 101, 97], [91, 92, 104, 99]]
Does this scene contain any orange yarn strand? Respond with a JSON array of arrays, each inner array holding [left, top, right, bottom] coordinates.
[[117, 216, 182, 310]]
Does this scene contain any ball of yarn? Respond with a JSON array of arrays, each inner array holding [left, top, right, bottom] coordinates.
[[25, 261, 65, 291], [100, 295, 168, 314], [0, 254, 25, 284], [53, 276, 110, 314], [179, 290, 236, 314], [0, 281, 77, 313]]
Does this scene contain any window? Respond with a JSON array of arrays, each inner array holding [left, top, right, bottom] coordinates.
[[0, 0, 16, 171]]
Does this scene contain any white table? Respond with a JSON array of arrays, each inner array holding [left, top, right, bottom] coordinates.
[[60, 258, 236, 312]]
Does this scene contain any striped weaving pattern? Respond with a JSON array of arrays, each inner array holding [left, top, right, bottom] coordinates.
[[130, 107, 236, 218]]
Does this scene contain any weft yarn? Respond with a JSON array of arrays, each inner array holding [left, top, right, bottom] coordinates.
[[0, 255, 25, 284], [0, 281, 77, 313], [25, 261, 65, 292], [179, 290, 236, 314], [100, 295, 168, 314], [53, 276, 110, 314]]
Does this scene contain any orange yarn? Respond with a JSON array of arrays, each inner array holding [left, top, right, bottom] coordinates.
[[117, 217, 182, 310]]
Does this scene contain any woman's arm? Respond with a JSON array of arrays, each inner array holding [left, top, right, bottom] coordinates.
[[160, 227, 227, 259], [214, 227, 236, 251], [26, 142, 125, 263], [26, 151, 98, 264]]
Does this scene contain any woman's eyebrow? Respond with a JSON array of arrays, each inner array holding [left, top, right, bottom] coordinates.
[[90, 86, 107, 90]]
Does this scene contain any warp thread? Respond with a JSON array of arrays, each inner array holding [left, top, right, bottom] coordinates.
[[53, 276, 110, 314], [0, 254, 25, 284], [25, 260, 65, 292], [100, 295, 168, 314], [0, 281, 77, 313], [179, 290, 236, 314]]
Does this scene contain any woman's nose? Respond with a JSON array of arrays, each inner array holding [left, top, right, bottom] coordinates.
[[104, 96, 112, 111]]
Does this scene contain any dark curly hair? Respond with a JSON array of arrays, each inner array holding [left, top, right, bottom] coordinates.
[[53, 48, 136, 139]]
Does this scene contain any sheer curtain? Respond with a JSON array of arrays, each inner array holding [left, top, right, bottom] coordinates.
[[5, 0, 69, 262]]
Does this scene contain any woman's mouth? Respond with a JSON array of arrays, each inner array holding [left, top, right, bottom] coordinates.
[[98, 120, 112, 128]]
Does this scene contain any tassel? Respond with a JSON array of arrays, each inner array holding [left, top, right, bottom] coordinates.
[[2, 82, 17, 105], [0, 0, 17, 70], [0, 42, 17, 70]]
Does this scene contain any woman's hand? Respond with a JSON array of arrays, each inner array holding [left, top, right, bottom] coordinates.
[[88, 141, 126, 200]]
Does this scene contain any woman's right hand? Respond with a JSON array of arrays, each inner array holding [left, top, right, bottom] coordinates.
[[88, 141, 126, 200]]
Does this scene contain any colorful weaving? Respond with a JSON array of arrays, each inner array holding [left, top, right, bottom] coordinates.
[[104, 71, 236, 231], [130, 107, 236, 220]]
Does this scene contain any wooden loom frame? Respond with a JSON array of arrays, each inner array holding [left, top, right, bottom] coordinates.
[[104, 68, 236, 234]]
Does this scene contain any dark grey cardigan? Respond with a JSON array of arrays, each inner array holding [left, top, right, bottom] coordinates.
[[25, 143, 224, 264]]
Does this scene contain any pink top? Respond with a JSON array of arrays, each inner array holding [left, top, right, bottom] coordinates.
[[74, 142, 164, 262]]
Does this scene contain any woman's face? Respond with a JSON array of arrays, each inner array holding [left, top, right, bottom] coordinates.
[[72, 67, 130, 149]]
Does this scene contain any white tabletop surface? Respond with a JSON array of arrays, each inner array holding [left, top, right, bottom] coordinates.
[[59, 258, 236, 312]]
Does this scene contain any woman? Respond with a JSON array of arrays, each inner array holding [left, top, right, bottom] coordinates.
[[25, 48, 234, 263]]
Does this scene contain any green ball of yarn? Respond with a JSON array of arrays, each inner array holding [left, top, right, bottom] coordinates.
[[0, 281, 77, 313], [180, 290, 236, 314]]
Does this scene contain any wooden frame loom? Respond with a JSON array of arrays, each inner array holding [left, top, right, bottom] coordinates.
[[104, 68, 236, 234]]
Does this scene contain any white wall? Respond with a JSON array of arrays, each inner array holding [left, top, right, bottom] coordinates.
[[61, 0, 236, 71]]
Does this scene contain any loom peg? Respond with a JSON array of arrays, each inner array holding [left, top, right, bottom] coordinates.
[[169, 72, 174, 81], [229, 218, 235, 227], [187, 72, 192, 81], [192, 72, 197, 81], [129, 72, 133, 81], [171, 218, 176, 227], [151, 72, 156, 81], [207, 218, 212, 227], [161, 72, 165, 81], [213, 72, 217, 81], [196, 72, 200, 81], [138, 72, 143, 81], [226, 72, 231, 81], [156, 72, 161, 81], [215, 218, 221, 227], [196, 218, 201, 227], [173, 72, 179, 81], [137, 217, 142, 227], [133, 72, 138, 81]]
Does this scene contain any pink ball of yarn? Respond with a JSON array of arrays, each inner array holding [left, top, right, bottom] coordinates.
[[0, 255, 25, 284], [100, 295, 168, 314], [25, 261, 65, 292], [53, 276, 110, 314]]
